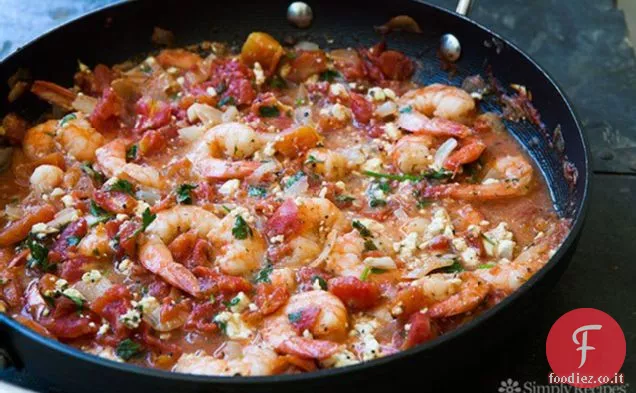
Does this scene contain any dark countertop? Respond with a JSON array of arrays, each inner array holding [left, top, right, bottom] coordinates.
[[0, 0, 634, 391]]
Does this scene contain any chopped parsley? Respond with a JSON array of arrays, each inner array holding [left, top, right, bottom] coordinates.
[[364, 240, 378, 251], [364, 169, 452, 182], [304, 155, 324, 165], [58, 113, 76, 127], [288, 311, 303, 324], [254, 263, 273, 284], [26, 237, 53, 272], [126, 144, 138, 161], [116, 339, 142, 361], [139, 63, 152, 74], [176, 183, 197, 204], [440, 260, 464, 274], [248, 186, 267, 198], [107, 179, 134, 195], [224, 296, 241, 308], [285, 171, 305, 188], [62, 291, 85, 312], [259, 105, 280, 118], [81, 163, 104, 183], [213, 316, 227, 333], [319, 69, 339, 82], [399, 105, 413, 113], [416, 197, 432, 209], [66, 236, 81, 246], [312, 276, 328, 290], [217, 96, 235, 107], [141, 208, 156, 232], [477, 263, 495, 269], [352, 220, 372, 238], [269, 75, 287, 89], [335, 195, 355, 203], [366, 180, 391, 208], [89, 200, 112, 224], [360, 266, 386, 281], [232, 216, 252, 240]]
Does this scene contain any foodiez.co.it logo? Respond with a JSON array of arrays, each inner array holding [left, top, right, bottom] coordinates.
[[546, 308, 626, 388]]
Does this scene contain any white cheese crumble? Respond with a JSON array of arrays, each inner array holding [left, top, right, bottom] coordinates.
[[31, 222, 58, 236], [206, 87, 217, 97], [137, 296, 160, 314], [228, 292, 250, 313], [81, 270, 102, 284], [219, 179, 241, 196], [119, 308, 142, 329], [483, 222, 516, 259], [393, 232, 419, 260], [213, 312, 253, 340], [363, 256, 397, 270], [329, 83, 349, 98], [253, 62, 265, 86], [383, 122, 402, 141], [367, 87, 386, 102], [322, 350, 360, 368]]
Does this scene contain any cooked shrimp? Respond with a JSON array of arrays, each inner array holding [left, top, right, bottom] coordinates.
[[305, 148, 350, 180], [325, 231, 365, 277], [29, 164, 64, 193], [399, 84, 475, 122], [57, 116, 105, 162], [428, 275, 490, 318], [22, 120, 57, 161], [391, 135, 434, 174], [173, 344, 281, 376], [95, 138, 166, 189], [296, 197, 346, 238], [139, 236, 201, 297], [443, 137, 486, 172], [78, 223, 112, 258], [424, 155, 533, 200], [145, 205, 220, 243], [262, 290, 346, 359], [396, 111, 472, 138], [187, 122, 263, 180], [208, 207, 266, 276]]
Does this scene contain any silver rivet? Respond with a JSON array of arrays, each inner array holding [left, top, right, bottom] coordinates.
[[440, 33, 461, 62], [287, 2, 313, 28]]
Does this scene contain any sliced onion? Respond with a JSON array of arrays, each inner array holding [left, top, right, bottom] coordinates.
[[136, 189, 161, 205], [393, 207, 409, 222], [71, 93, 97, 114], [72, 277, 113, 303], [311, 229, 339, 268], [403, 255, 455, 279], [294, 41, 320, 51], [178, 125, 206, 143], [433, 138, 458, 170], [396, 111, 428, 132], [47, 208, 80, 229], [284, 175, 309, 197], [187, 103, 222, 125], [375, 101, 397, 118], [363, 256, 397, 270], [25, 279, 48, 320], [294, 106, 313, 125]]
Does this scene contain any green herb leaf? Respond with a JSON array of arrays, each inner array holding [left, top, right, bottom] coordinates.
[[58, 113, 76, 128], [26, 237, 53, 272], [81, 163, 105, 183], [89, 200, 112, 224], [269, 75, 287, 89], [67, 236, 81, 246], [364, 170, 421, 182], [319, 69, 339, 82], [258, 105, 280, 118], [288, 311, 303, 323], [370, 267, 386, 275], [369, 198, 387, 208], [62, 291, 85, 311], [248, 186, 267, 198], [440, 260, 464, 274], [116, 339, 142, 361], [312, 276, 328, 290], [416, 198, 431, 209], [285, 171, 305, 188], [213, 315, 227, 333], [141, 208, 156, 232], [126, 144, 138, 161], [224, 296, 241, 308], [304, 155, 324, 165], [108, 179, 134, 195], [477, 263, 495, 269], [399, 106, 413, 113], [217, 96, 235, 107], [352, 220, 372, 238], [176, 184, 197, 205], [364, 240, 378, 251], [335, 195, 355, 203], [360, 266, 371, 281], [254, 264, 273, 284], [426, 168, 453, 180], [139, 63, 152, 74], [232, 216, 252, 240]]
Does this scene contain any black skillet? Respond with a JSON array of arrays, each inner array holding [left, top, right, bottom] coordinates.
[[0, 0, 590, 391]]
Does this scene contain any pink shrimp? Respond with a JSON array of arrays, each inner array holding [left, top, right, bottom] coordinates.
[[428, 275, 490, 318], [397, 111, 472, 138], [443, 137, 486, 172]]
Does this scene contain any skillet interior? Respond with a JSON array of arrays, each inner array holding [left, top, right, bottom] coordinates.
[[0, 0, 589, 391]]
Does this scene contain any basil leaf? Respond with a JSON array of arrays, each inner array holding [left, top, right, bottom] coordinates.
[[319, 69, 339, 82]]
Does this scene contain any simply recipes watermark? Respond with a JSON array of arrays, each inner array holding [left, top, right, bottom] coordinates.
[[498, 378, 630, 393]]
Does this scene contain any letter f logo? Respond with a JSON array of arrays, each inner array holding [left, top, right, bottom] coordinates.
[[572, 324, 602, 368]]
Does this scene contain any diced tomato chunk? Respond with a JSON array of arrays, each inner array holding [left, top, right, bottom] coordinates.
[[402, 312, 435, 349], [350, 92, 374, 124], [41, 312, 98, 339], [289, 306, 320, 334], [254, 283, 289, 315], [285, 51, 328, 83], [89, 87, 124, 133], [94, 190, 137, 215], [328, 276, 380, 310], [277, 337, 339, 360], [58, 256, 92, 283], [295, 267, 331, 292], [185, 302, 220, 334], [134, 97, 172, 133], [376, 50, 414, 81], [90, 284, 133, 337], [138, 129, 168, 157], [192, 266, 252, 298], [392, 286, 432, 318], [50, 218, 87, 259], [115, 220, 140, 259], [265, 199, 301, 238]]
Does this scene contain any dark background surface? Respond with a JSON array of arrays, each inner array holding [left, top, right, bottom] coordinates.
[[0, 0, 634, 391]]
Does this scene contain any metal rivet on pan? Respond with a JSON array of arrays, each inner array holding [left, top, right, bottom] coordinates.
[[287, 2, 313, 28], [440, 33, 461, 62]]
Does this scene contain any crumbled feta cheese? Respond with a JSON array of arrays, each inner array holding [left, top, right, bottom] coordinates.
[[248, 303, 258, 312], [351, 320, 381, 361], [60, 194, 75, 207], [330, 103, 350, 121], [461, 247, 480, 268], [119, 308, 142, 329], [270, 235, 284, 244], [394, 232, 419, 259], [54, 278, 69, 292], [363, 256, 397, 270], [335, 181, 346, 190], [31, 222, 58, 236], [219, 179, 241, 196], [426, 208, 454, 239], [81, 270, 102, 284], [61, 287, 85, 302], [483, 222, 516, 259], [116, 258, 134, 275], [97, 323, 110, 336], [206, 87, 217, 97], [263, 142, 276, 157], [137, 296, 160, 314], [367, 87, 386, 102], [361, 157, 383, 173], [383, 122, 402, 141], [116, 214, 129, 221], [134, 201, 151, 217], [253, 62, 265, 86], [312, 279, 323, 291], [50, 188, 64, 198], [329, 83, 349, 98], [176, 76, 185, 86], [322, 350, 360, 368], [228, 292, 250, 313], [213, 312, 253, 340], [383, 88, 397, 101]]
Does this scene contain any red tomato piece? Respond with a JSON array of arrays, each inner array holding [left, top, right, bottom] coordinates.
[[265, 199, 301, 238], [254, 283, 289, 315], [328, 276, 381, 310], [402, 312, 435, 349]]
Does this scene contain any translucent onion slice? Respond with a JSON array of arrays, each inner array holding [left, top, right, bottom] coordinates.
[[432, 138, 458, 170]]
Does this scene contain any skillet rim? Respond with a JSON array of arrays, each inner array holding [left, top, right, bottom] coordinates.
[[0, 0, 591, 385]]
